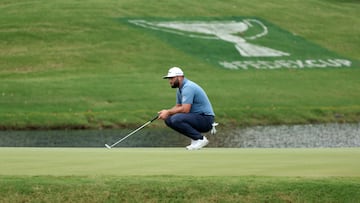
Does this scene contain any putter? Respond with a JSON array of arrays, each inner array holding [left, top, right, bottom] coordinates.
[[105, 115, 158, 149]]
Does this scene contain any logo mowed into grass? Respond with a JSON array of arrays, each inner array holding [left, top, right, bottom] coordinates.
[[123, 17, 357, 70]]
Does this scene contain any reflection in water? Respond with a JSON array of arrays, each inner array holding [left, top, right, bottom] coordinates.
[[1, 123, 359, 148]]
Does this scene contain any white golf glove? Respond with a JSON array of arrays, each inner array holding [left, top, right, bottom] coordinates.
[[210, 122, 219, 135]]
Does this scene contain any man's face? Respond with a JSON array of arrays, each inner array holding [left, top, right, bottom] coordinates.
[[168, 76, 180, 88]]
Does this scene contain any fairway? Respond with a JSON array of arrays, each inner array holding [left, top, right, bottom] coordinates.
[[1, 147, 359, 177]]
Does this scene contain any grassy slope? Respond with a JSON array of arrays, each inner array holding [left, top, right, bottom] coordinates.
[[0, 0, 359, 129]]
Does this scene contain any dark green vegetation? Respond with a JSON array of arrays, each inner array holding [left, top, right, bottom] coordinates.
[[0, 0, 359, 129], [1, 176, 359, 202]]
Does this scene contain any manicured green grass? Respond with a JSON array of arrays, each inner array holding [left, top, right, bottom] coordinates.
[[0, 148, 360, 202], [1, 148, 359, 176], [0, 0, 360, 129]]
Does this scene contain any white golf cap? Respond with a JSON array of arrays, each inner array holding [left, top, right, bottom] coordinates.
[[163, 67, 184, 79]]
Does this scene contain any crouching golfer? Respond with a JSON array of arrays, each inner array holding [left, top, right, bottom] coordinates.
[[158, 67, 215, 150]]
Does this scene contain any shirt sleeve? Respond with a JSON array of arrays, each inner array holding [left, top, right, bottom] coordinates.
[[181, 86, 195, 104]]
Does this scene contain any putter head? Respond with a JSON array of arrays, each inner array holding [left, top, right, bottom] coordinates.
[[105, 144, 112, 149]]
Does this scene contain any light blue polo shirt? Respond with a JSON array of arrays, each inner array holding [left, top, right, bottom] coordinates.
[[176, 78, 215, 116]]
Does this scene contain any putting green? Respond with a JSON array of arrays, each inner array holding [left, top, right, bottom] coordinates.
[[1, 147, 359, 177]]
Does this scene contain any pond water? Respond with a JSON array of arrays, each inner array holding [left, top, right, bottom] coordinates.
[[0, 123, 359, 148]]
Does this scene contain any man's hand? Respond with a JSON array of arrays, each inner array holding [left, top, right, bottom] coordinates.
[[158, 104, 191, 120], [158, 109, 170, 120]]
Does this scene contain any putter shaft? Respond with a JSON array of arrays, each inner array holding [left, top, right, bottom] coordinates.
[[105, 115, 158, 149]]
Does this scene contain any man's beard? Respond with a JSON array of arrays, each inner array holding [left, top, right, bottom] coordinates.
[[171, 78, 179, 88]]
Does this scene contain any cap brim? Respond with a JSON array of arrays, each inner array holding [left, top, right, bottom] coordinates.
[[163, 75, 175, 79]]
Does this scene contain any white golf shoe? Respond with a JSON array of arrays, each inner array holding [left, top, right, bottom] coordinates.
[[186, 139, 195, 149], [186, 136, 209, 150]]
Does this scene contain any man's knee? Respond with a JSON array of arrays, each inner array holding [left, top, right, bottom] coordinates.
[[164, 117, 172, 127], [165, 114, 184, 128]]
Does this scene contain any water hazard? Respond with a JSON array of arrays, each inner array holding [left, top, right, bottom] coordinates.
[[0, 123, 359, 148]]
